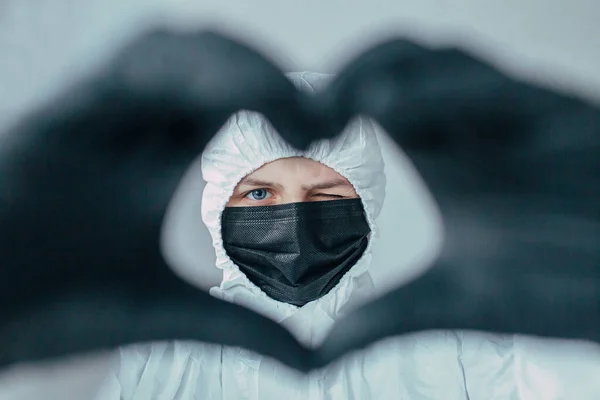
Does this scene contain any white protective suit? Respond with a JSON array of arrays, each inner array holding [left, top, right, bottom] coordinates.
[[96, 72, 600, 400]]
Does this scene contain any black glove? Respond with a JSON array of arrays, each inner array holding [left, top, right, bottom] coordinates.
[[0, 29, 313, 372], [319, 39, 600, 365]]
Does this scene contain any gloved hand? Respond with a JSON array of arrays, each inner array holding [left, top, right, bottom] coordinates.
[[0, 28, 313, 372], [319, 39, 600, 365]]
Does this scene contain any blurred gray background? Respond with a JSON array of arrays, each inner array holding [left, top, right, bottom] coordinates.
[[1, 1, 599, 399]]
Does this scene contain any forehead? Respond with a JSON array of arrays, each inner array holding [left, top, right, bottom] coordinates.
[[246, 157, 346, 182]]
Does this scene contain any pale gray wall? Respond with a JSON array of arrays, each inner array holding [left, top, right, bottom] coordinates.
[[1, 1, 599, 399]]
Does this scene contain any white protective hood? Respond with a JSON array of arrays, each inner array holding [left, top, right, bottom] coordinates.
[[200, 71, 386, 347]]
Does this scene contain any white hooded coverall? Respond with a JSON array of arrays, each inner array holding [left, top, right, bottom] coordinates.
[[96, 72, 600, 400]]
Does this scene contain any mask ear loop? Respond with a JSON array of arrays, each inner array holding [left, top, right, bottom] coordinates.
[[363, 211, 373, 241]]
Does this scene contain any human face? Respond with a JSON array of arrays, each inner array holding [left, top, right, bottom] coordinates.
[[226, 157, 359, 207]]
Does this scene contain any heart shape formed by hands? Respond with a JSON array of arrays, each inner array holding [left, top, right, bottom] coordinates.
[[0, 27, 598, 373]]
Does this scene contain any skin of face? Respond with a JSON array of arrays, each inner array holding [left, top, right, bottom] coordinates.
[[226, 157, 359, 207]]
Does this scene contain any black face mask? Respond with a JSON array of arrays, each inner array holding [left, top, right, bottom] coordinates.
[[221, 199, 371, 307]]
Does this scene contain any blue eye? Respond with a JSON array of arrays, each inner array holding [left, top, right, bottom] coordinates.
[[246, 189, 271, 201]]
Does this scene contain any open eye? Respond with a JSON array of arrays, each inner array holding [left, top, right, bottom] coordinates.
[[245, 189, 272, 201]]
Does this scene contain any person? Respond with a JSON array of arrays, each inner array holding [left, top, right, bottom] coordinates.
[[95, 72, 599, 400], [94, 71, 388, 400]]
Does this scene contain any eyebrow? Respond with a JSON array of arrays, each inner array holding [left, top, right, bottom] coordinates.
[[237, 178, 283, 189], [238, 177, 352, 191], [301, 178, 353, 191]]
